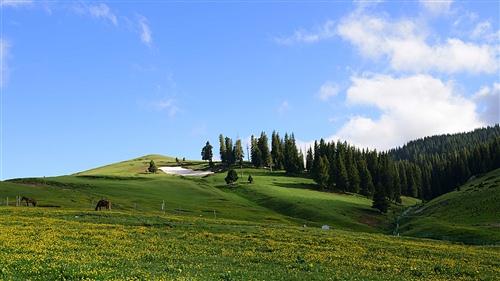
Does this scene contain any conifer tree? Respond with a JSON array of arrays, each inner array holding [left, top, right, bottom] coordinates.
[[201, 141, 213, 163], [234, 139, 244, 166], [219, 134, 226, 165], [372, 183, 389, 213], [225, 169, 238, 185], [148, 160, 158, 174], [314, 156, 330, 188]]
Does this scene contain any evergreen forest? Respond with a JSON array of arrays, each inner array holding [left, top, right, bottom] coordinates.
[[214, 125, 500, 203]]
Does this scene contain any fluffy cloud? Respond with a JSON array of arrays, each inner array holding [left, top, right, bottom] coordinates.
[[333, 74, 485, 150], [317, 81, 339, 101], [473, 83, 500, 125], [337, 14, 499, 74], [274, 20, 335, 45]]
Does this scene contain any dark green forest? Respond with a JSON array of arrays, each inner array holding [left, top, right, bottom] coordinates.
[[211, 125, 500, 204]]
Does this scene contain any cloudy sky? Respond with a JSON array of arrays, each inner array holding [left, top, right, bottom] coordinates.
[[1, 0, 498, 180]]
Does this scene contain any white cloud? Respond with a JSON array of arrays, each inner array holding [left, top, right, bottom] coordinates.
[[337, 14, 499, 74], [419, 0, 453, 16], [274, 20, 335, 45], [331, 74, 485, 150], [1, 0, 33, 7], [88, 3, 118, 26], [317, 81, 339, 101], [278, 100, 291, 114], [137, 14, 152, 47], [1, 39, 11, 87], [155, 99, 180, 117], [470, 21, 499, 43], [473, 83, 500, 125]]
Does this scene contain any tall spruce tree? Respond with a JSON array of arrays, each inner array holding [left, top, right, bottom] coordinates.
[[314, 156, 330, 188], [219, 134, 226, 165]]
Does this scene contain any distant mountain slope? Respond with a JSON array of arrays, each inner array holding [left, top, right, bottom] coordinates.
[[389, 125, 500, 162], [399, 168, 500, 244]]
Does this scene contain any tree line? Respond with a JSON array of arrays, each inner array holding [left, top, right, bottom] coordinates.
[[202, 125, 500, 204]]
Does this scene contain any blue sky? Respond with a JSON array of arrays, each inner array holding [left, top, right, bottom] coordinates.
[[1, 0, 499, 180]]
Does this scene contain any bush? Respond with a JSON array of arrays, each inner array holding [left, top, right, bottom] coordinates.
[[225, 169, 238, 185]]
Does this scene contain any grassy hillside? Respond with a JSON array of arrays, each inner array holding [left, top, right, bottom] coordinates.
[[2, 154, 419, 233], [1, 155, 499, 280], [399, 168, 500, 244]]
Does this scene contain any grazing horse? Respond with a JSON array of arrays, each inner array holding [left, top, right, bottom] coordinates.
[[21, 196, 36, 207], [95, 200, 111, 211]]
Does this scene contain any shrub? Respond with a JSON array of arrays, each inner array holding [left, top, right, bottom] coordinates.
[[225, 169, 238, 185]]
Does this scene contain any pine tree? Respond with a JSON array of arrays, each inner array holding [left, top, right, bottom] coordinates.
[[148, 160, 158, 174], [372, 183, 389, 213], [306, 147, 314, 173], [219, 134, 226, 165], [335, 153, 349, 192], [257, 132, 270, 167], [314, 156, 330, 188], [251, 135, 262, 168], [234, 139, 244, 166], [225, 137, 235, 165], [201, 141, 213, 163]]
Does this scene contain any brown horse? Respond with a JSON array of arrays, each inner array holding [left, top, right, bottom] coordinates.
[[21, 196, 36, 207], [95, 200, 111, 211]]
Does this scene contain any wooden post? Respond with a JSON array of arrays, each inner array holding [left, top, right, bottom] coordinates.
[[214, 209, 216, 219], [161, 199, 165, 214]]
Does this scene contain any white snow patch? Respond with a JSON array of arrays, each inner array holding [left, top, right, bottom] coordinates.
[[158, 166, 213, 177]]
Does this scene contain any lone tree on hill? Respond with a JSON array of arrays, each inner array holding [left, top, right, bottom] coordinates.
[[148, 160, 158, 174], [225, 169, 239, 185], [201, 141, 213, 163]]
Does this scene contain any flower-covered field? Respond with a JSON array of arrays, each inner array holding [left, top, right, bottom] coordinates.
[[1, 208, 499, 281]]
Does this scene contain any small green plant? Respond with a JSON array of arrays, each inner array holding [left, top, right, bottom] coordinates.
[[225, 169, 238, 185]]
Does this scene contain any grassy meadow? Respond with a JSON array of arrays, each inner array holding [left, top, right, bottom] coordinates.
[[1, 155, 499, 280], [1, 207, 499, 281]]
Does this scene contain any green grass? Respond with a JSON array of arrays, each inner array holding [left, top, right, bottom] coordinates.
[[1, 207, 499, 281], [400, 168, 500, 244], [1, 155, 499, 280]]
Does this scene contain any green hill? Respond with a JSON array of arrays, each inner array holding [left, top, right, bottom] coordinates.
[[2, 154, 418, 232], [1, 154, 499, 280], [399, 168, 500, 244]]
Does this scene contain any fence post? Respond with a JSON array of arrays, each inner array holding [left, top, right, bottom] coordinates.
[[214, 209, 216, 219], [162, 199, 165, 214]]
